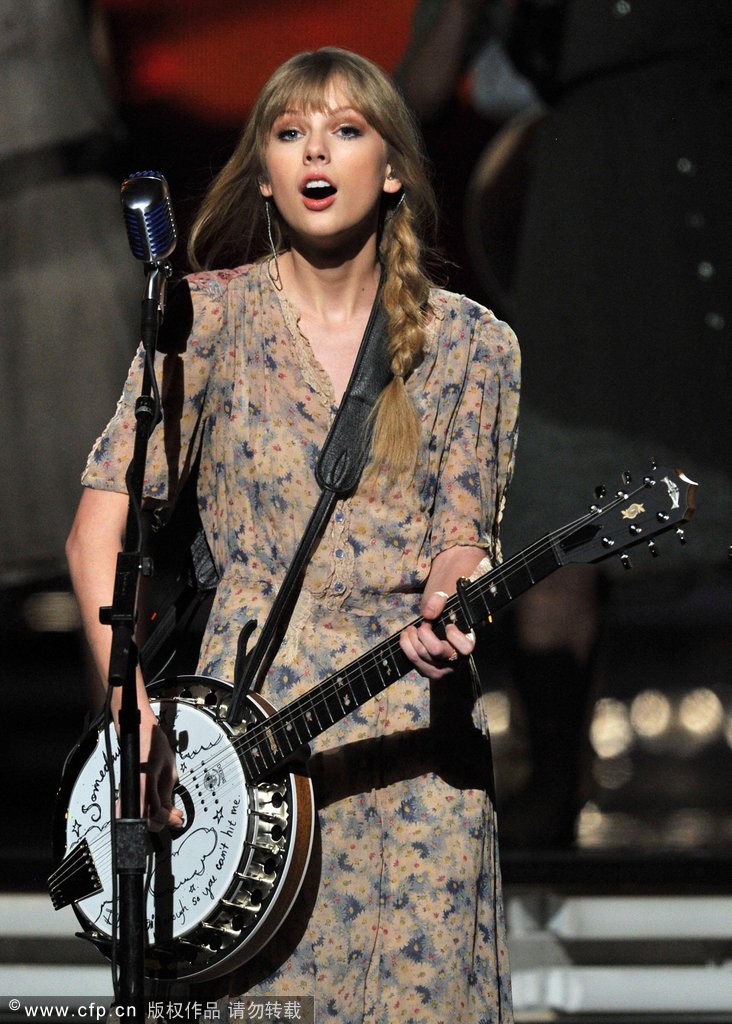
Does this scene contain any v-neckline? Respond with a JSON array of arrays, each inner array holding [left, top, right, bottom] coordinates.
[[268, 265, 343, 409]]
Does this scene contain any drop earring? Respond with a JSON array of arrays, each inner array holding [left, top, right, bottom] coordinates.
[[264, 198, 282, 291]]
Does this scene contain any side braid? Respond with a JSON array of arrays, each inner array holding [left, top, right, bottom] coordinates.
[[367, 201, 433, 483]]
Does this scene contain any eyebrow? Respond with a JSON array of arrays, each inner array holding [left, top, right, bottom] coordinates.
[[276, 105, 365, 119]]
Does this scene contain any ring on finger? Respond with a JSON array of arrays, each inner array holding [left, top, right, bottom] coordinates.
[[448, 650, 459, 662]]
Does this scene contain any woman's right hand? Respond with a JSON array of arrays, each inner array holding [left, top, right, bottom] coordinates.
[[139, 715, 185, 832]]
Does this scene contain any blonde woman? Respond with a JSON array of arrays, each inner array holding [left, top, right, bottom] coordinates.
[[67, 47, 519, 1023]]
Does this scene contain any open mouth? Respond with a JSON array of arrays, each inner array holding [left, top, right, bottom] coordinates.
[[302, 179, 337, 201]]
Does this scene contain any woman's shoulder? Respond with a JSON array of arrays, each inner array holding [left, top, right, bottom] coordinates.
[[156, 263, 269, 354], [185, 261, 266, 297], [428, 287, 519, 349]]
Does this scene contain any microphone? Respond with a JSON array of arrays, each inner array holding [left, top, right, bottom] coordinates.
[[120, 171, 177, 263]]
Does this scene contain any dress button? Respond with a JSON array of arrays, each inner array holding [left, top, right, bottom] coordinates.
[[613, 0, 631, 16], [334, 581, 345, 593], [697, 261, 715, 280], [335, 548, 345, 559], [686, 212, 706, 229], [335, 510, 345, 522]]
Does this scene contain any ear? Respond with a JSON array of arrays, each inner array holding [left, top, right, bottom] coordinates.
[[383, 166, 403, 195], [259, 179, 273, 198]]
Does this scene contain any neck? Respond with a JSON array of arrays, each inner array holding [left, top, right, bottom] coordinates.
[[278, 244, 381, 323]]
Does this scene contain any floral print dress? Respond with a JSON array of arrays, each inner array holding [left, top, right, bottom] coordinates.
[[83, 259, 520, 1023]]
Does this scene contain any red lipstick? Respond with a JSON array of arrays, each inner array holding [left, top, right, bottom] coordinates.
[[300, 174, 337, 211]]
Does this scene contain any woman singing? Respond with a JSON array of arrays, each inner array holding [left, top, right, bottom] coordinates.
[[67, 47, 519, 1024]]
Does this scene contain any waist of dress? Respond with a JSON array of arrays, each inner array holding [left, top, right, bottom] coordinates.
[[217, 565, 422, 618]]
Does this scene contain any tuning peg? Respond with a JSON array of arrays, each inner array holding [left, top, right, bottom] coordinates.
[[623, 470, 632, 485], [648, 539, 659, 557], [629, 524, 642, 535], [621, 552, 632, 570], [594, 484, 607, 500], [676, 527, 687, 545], [657, 511, 670, 523]]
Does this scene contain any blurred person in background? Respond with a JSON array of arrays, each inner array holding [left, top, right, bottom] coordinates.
[[0, 0, 139, 603], [399, 0, 732, 847]]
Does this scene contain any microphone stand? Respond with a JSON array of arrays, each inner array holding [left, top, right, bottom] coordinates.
[[100, 260, 171, 1020]]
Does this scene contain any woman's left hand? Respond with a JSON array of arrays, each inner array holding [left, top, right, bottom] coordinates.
[[400, 589, 476, 679]]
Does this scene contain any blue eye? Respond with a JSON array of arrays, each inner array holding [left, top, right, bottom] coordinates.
[[337, 125, 362, 139], [276, 128, 301, 142]]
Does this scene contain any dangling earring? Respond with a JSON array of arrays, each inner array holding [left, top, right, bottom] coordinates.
[[264, 198, 282, 291], [386, 191, 406, 223]]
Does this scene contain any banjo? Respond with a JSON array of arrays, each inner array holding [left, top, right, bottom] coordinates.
[[48, 465, 695, 983]]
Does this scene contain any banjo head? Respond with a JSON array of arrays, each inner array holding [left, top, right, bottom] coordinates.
[[52, 676, 314, 982]]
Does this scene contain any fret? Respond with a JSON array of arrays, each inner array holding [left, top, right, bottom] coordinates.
[[374, 644, 401, 687], [501, 567, 521, 604], [530, 542, 563, 580], [241, 750, 258, 779], [301, 702, 322, 736], [263, 722, 282, 760], [489, 571, 521, 612], [321, 686, 340, 725], [474, 544, 561, 617], [507, 546, 560, 598], [441, 602, 459, 634], [333, 675, 356, 714], [471, 585, 494, 622], [280, 714, 305, 747], [270, 718, 294, 757], [350, 659, 378, 705], [243, 737, 273, 778]]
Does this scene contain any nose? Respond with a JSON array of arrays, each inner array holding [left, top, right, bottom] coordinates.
[[304, 128, 329, 164]]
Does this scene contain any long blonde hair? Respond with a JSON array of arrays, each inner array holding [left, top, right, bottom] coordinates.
[[188, 47, 439, 480]]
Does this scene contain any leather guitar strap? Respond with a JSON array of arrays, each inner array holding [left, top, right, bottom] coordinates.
[[226, 283, 392, 724]]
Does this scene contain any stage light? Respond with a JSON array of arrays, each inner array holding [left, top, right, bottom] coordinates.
[[592, 755, 634, 791], [590, 697, 634, 759], [630, 689, 672, 740], [481, 689, 511, 736], [663, 809, 718, 848], [678, 688, 724, 740], [22, 591, 81, 633]]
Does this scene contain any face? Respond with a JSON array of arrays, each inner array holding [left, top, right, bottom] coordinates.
[[259, 82, 403, 251]]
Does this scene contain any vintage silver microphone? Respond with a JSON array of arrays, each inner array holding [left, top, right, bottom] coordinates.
[[120, 170, 177, 264]]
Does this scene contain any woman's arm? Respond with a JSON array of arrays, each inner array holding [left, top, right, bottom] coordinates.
[[66, 487, 130, 693], [66, 487, 183, 830], [400, 544, 486, 678]]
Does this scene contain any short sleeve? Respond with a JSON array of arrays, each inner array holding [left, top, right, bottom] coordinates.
[[429, 307, 520, 564], [81, 273, 227, 503]]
